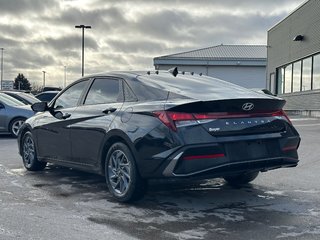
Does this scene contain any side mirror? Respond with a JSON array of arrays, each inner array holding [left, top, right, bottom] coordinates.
[[31, 102, 48, 112]]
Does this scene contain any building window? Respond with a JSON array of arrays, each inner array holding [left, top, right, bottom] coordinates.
[[276, 67, 284, 94], [302, 57, 312, 91], [292, 61, 301, 92], [313, 54, 320, 90], [284, 64, 292, 93]]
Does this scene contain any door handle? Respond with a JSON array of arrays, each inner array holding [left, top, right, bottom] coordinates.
[[102, 107, 117, 114]]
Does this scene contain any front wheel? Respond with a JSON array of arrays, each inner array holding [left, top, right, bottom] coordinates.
[[22, 132, 47, 171], [105, 142, 146, 202], [224, 171, 259, 186]]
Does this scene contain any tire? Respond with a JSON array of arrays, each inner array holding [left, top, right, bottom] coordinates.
[[105, 142, 147, 202], [21, 132, 47, 171], [9, 117, 26, 137], [224, 171, 259, 186]]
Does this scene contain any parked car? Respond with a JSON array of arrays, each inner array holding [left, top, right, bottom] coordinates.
[[18, 70, 300, 202], [35, 91, 59, 102], [1, 90, 40, 105], [0, 93, 34, 137], [42, 87, 62, 92]]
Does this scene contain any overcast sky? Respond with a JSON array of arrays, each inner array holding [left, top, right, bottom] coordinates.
[[0, 0, 304, 87]]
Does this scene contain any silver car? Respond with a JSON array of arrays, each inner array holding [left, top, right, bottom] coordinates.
[[0, 92, 34, 137]]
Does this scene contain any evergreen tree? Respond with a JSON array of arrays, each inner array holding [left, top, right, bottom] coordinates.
[[13, 73, 31, 90]]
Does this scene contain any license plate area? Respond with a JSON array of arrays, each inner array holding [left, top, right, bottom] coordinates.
[[225, 140, 270, 162]]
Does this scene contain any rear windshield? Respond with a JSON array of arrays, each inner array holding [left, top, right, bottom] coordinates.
[[137, 73, 272, 101], [127, 78, 191, 101]]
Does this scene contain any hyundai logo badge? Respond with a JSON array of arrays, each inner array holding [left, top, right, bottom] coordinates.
[[242, 102, 254, 111]]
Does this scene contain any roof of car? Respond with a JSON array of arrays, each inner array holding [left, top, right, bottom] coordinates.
[[82, 70, 279, 101], [36, 91, 60, 95]]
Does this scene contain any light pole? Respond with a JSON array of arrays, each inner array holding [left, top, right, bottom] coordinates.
[[42, 71, 46, 89], [75, 25, 91, 77], [0, 48, 4, 90], [64, 66, 67, 88]]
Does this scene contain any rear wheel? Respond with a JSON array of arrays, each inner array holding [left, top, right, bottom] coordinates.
[[224, 171, 259, 186], [10, 117, 26, 137], [105, 142, 146, 202], [22, 132, 47, 171]]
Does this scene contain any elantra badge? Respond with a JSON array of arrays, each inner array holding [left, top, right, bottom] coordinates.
[[242, 102, 254, 111]]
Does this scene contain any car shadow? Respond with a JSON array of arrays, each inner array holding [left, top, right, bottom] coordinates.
[[0, 134, 15, 139]]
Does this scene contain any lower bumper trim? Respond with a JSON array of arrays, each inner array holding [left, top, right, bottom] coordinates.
[[164, 156, 298, 178]]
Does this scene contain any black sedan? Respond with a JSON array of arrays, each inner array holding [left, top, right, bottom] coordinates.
[[35, 91, 59, 102], [18, 70, 300, 202]]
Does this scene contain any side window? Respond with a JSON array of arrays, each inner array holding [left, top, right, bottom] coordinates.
[[54, 80, 88, 109], [84, 78, 120, 105], [123, 81, 138, 102]]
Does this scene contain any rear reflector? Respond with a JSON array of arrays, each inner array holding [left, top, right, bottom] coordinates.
[[183, 153, 225, 160], [282, 145, 298, 152]]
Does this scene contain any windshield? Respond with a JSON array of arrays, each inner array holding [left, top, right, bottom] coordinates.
[[0, 93, 25, 106]]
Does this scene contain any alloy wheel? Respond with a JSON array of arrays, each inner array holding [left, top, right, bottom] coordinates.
[[11, 119, 25, 136], [108, 149, 132, 196], [23, 135, 35, 168]]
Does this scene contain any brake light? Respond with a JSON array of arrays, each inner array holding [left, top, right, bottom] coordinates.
[[153, 111, 196, 131], [271, 110, 292, 124], [154, 110, 292, 131]]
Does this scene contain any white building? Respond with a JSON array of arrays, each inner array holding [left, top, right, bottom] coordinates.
[[154, 44, 267, 88], [1, 80, 13, 90], [267, 0, 320, 117]]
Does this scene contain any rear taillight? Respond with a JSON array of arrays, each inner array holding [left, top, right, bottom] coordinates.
[[271, 110, 292, 124], [154, 110, 292, 131], [153, 111, 197, 131]]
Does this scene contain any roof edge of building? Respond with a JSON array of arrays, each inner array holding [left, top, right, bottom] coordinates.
[[154, 44, 267, 60]]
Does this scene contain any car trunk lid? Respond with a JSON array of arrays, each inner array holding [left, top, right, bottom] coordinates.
[[156, 98, 290, 136]]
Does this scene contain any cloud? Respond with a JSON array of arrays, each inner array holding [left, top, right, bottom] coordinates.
[[0, 0, 305, 86], [36, 35, 99, 52], [7, 48, 56, 69], [107, 39, 166, 54], [0, 0, 58, 14], [0, 24, 28, 38]]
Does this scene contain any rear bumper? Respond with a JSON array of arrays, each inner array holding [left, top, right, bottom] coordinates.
[[141, 135, 300, 179]]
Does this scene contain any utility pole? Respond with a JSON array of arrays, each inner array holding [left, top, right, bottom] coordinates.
[[64, 66, 67, 88], [42, 71, 46, 89], [0, 48, 4, 90], [75, 25, 91, 77]]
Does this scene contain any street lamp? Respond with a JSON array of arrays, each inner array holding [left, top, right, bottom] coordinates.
[[75, 25, 91, 77], [64, 66, 67, 88], [0, 48, 4, 90], [42, 71, 46, 89]]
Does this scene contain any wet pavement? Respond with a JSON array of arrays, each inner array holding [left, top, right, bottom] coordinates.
[[0, 117, 319, 240]]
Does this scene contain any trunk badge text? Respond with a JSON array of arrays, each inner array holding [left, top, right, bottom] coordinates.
[[242, 102, 254, 111]]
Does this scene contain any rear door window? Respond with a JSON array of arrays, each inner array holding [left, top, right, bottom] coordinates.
[[84, 78, 121, 105]]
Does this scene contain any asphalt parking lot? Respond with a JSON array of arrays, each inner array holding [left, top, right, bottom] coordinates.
[[0, 117, 320, 240]]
